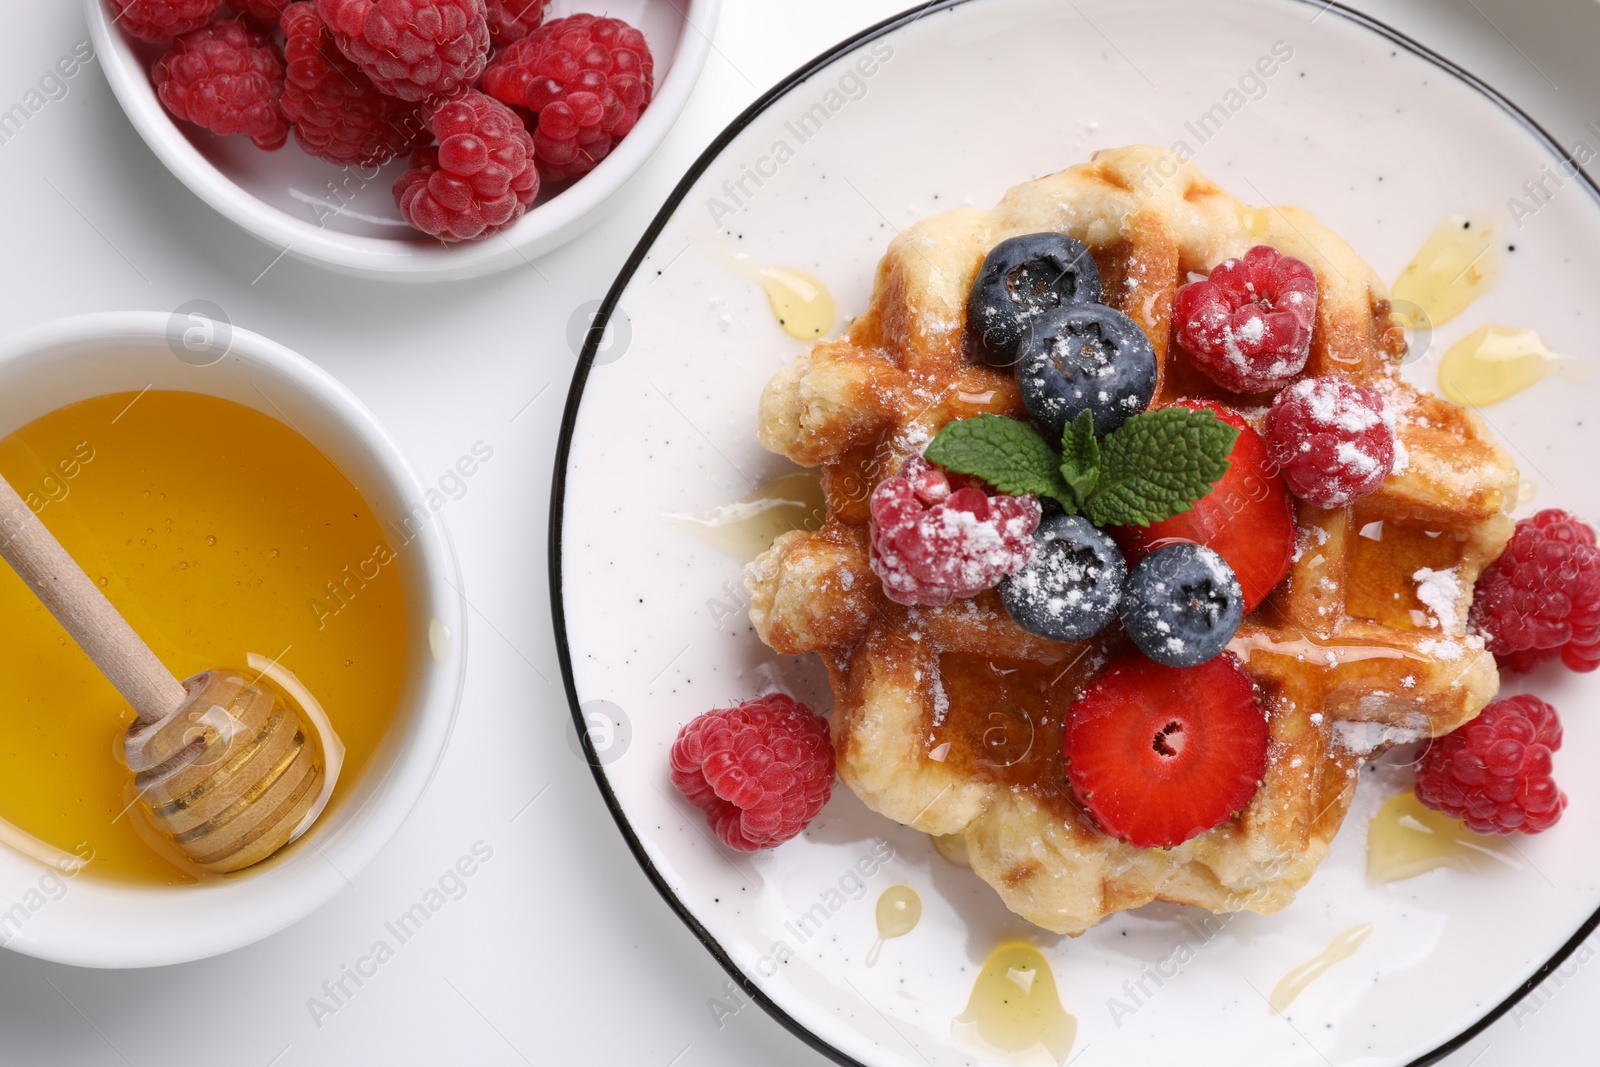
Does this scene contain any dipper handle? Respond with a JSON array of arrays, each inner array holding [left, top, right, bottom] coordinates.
[[0, 472, 186, 724]]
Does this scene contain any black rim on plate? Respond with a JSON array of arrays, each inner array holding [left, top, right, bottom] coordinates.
[[548, 2, 1600, 1064]]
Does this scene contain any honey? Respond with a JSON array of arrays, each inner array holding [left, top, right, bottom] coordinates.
[[757, 266, 836, 340], [1389, 214, 1500, 329], [952, 941, 1076, 1066], [715, 249, 837, 340], [865, 884, 921, 966], [0, 391, 409, 885], [670, 472, 826, 559], [1268, 923, 1372, 1013], [1438, 325, 1570, 408], [1366, 790, 1514, 884]]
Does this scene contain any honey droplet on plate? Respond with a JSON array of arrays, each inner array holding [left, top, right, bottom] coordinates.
[[1438, 325, 1569, 407], [865, 885, 921, 967], [1366, 790, 1516, 884], [669, 471, 826, 559], [1390, 213, 1501, 329], [1268, 923, 1373, 1014], [757, 266, 835, 340], [714, 248, 836, 339], [952, 941, 1075, 1066]]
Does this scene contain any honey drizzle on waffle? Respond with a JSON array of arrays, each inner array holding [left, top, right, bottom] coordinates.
[[746, 146, 1518, 935]]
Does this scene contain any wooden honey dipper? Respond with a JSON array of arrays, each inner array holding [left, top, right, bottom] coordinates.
[[0, 472, 323, 874]]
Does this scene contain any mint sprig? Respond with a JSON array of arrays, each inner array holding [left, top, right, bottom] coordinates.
[[1083, 406, 1238, 526], [923, 414, 1072, 501], [924, 408, 1238, 527], [1058, 410, 1100, 511]]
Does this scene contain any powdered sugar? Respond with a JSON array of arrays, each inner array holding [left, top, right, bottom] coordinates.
[[1332, 719, 1425, 755], [1335, 439, 1380, 474], [1417, 636, 1465, 661], [929, 668, 950, 727], [1390, 436, 1410, 475], [1413, 566, 1462, 630], [1288, 376, 1384, 432]]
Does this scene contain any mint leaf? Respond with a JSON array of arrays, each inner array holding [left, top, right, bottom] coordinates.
[[1058, 410, 1100, 509], [925, 414, 1073, 507], [1082, 407, 1239, 527]]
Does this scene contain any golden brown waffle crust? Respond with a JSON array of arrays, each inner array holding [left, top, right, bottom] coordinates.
[[745, 145, 1518, 935]]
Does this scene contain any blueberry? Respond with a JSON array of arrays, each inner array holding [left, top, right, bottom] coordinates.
[[966, 233, 1102, 368], [999, 515, 1126, 642], [1121, 544, 1244, 667], [1015, 302, 1157, 438]]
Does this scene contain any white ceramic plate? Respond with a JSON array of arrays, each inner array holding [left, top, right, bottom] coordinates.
[[553, 2, 1600, 1064], [85, 0, 719, 281]]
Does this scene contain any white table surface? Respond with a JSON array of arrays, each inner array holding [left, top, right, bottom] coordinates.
[[1, 1, 1597, 1064]]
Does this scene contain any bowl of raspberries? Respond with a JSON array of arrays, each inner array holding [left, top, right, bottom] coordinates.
[[87, 0, 718, 279]]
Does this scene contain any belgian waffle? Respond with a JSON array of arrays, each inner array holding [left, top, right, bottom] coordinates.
[[745, 145, 1517, 935]]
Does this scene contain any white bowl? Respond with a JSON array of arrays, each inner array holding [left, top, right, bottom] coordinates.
[[85, 0, 720, 281], [0, 312, 465, 967]]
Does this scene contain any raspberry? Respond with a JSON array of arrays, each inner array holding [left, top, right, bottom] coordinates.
[[486, 0, 548, 44], [1415, 694, 1567, 835], [1563, 637, 1600, 672], [153, 19, 289, 152], [669, 695, 835, 852], [110, 0, 224, 43], [280, 3, 421, 166], [1173, 245, 1318, 394], [1496, 646, 1558, 674], [1262, 376, 1395, 509], [393, 90, 539, 240], [1471, 509, 1600, 671], [314, 0, 490, 102], [869, 455, 1040, 607], [228, 0, 291, 21], [482, 13, 654, 181]]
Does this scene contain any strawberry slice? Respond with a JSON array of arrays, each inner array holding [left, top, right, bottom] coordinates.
[[1111, 400, 1294, 612], [1064, 652, 1268, 848]]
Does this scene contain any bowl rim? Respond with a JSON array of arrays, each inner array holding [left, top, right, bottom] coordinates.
[[547, 2, 1600, 1066], [83, 0, 723, 281], [0, 311, 466, 967]]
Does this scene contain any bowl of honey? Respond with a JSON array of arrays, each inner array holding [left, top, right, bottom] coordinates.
[[0, 312, 464, 967]]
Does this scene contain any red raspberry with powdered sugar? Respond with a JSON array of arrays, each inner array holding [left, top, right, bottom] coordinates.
[[1262, 376, 1395, 509], [669, 695, 835, 852], [1174, 244, 1318, 394], [869, 455, 1040, 606]]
